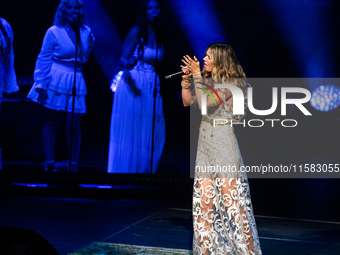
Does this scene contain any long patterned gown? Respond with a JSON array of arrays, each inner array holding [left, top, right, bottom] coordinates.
[[192, 82, 262, 255]]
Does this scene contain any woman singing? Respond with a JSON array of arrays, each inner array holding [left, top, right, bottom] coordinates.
[[27, 0, 94, 172], [181, 43, 262, 255], [107, 0, 165, 174]]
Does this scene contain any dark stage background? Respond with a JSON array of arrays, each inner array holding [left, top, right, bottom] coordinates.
[[0, 0, 340, 217], [1, 0, 339, 168]]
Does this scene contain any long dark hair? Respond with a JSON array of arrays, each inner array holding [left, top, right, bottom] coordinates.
[[135, 0, 164, 59], [0, 19, 11, 65]]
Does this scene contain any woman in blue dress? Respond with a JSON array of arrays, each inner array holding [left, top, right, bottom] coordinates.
[[107, 0, 165, 174]]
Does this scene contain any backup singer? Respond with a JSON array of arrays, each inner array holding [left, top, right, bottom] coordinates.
[[27, 0, 94, 172], [0, 17, 19, 169], [107, 0, 165, 173], [181, 43, 262, 255]]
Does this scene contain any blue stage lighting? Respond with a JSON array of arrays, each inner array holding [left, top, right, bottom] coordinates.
[[169, 0, 227, 60], [11, 183, 49, 188], [79, 184, 113, 189], [84, 0, 122, 80], [260, 0, 334, 77], [310, 85, 340, 112]]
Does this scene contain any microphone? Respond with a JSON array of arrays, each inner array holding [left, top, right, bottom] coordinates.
[[153, 15, 162, 27], [72, 15, 81, 28], [165, 70, 203, 79], [165, 71, 185, 79]]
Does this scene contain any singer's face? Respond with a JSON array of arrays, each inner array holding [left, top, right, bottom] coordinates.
[[65, 0, 80, 25], [146, 0, 160, 22], [203, 48, 213, 72]]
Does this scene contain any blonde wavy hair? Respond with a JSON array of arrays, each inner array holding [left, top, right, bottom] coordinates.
[[54, 0, 87, 27], [203, 43, 248, 122]]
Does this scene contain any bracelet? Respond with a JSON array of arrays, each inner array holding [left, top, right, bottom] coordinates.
[[181, 82, 190, 89], [192, 70, 201, 75]]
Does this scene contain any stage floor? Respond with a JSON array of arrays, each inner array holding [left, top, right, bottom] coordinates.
[[0, 195, 339, 254]]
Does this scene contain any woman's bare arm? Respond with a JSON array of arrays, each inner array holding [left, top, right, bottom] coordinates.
[[119, 26, 140, 68]]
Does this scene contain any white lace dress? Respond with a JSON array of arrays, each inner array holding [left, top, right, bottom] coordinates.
[[193, 85, 262, 255]]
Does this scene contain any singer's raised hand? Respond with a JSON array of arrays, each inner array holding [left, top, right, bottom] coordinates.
[[182, 55, 200, 75], [180, 65, 191, 106], [180, 65, 191, 77], [180, 65, 191, 88]]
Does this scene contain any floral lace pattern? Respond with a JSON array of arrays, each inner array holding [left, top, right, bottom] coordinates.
[[193, 119, 262, 255]]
